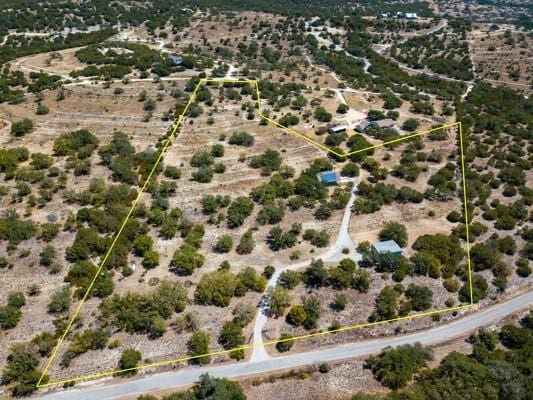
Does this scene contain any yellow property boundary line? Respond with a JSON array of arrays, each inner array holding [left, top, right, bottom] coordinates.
[[36, 78, 473, 389]]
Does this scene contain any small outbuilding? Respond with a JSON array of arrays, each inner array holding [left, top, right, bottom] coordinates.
[[328, 124, 348, 134], [317, 171, 340, 185], [372, 240, 403, 255]]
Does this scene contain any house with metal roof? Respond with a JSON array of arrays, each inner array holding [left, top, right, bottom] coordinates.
[[373, 118, 396, 129], [355, 120, 371, 133], [371, 240, 403, 255], [328, 124, 348, 134], [355, 118, 396, 133], [317, 171, 340, 185]]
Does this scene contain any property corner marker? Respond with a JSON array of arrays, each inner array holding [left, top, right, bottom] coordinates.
[[37, 78, 474, 389]]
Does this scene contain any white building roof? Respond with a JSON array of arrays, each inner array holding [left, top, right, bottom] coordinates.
[[372, 240, 403, 254], [329, 124, 348, 133]]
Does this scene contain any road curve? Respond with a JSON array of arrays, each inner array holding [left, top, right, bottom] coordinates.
[[35, 291, 532, 400]]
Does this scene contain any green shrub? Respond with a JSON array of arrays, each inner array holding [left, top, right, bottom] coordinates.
[[219, 321, 245, 360], [195, 270, 237, 307], [276, 333, 294, 352], [10, 118, 34, 137], [229, 131, 255, 147], [187, 330, 210, 365], [366, 343, 433, 389], [117, 349, 142, 376]]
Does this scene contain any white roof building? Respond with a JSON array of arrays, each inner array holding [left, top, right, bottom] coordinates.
[[328, 124, 348, 134], [372, 240, 403, 255]]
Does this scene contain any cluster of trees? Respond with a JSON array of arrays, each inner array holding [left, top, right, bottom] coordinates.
[[366, 343, 433, 389], [99, 280, 187, 338], [0, 0, 185, 32], [229, 155, 337, 236], [352, 181, 424, 214], [457, 82, 532, 284], [136, 374, 246, 400], [169, 235, 203, 274], [379, 222, 408, 247], [71, 64, 132, 79], [267, 223, 301, 250], [65, 260, 113, 298], [134, 234, 160, 269], [0, 68, 26, 104], [10, 118, 34, 137], [366, 16, 433, 33], [356, 314, 533, 398], [392, 144, 429, 182], [257, 81, 307, 108], [47, 286, 71, 315], [286, 296, 321, 329], [218, 303, 256, 360], [0, 147, 29, 176], [357, 229, 475, 313], [365, 125, 400, 144], [73, 42, 166, 77], [250, 149, 282, 175], [466, 233, 530, 293], [277, 259, 371, 296], [411, 233, 464, 273], [368, 283, 434, 322], [227, 196, 254, 228], [390, 31, 474, 81], [316, 16, 465, 100], [0, 28, 117, 67], [302, 229, 330, 248], [1, 342, 49, 397], [54, 129, 99, 160], [27, 71, 61, 93], [0, 209, 37, 248], [61, 327, 108, 367], [99, 131, 166, 185], [0, 292, 25, 330], [65, 185, 138, 273], [229, 131, 255, 146], [195, 266, 266, 307]]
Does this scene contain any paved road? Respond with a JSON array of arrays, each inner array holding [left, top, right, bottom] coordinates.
[[35, 291, 532, 400]]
